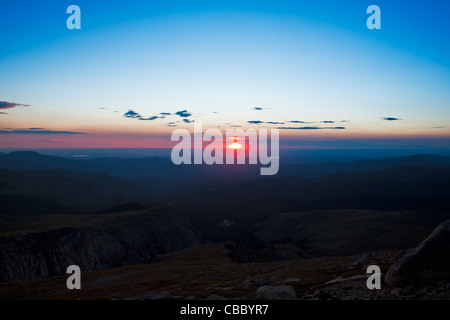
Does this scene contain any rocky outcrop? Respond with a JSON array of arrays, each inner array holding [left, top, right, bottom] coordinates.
[[0, 208, 203, 282], [385, 219, 450, 287]]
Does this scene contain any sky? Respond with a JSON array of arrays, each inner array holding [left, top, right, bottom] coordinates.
[[0, 0, 450, 150]]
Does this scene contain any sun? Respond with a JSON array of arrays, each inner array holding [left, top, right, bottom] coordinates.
[[228, 138, 242, 149], [228, 142, 242, 149]]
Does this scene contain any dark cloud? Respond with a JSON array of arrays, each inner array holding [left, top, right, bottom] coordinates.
[[213, 111, 219, 114], [266, 121, 285, 124], [158, 112, 171, 119], [321, 120, 335, 123], [124, 110, 142, 119], [341, 120, 350, 123], [381, 117, 401, 121], [253, 107, 263, 111], [277, 126, 346, 130], [175, 110, 192, 118], [168, 122, 176, 127], [278, 126, 320, 130], [99, 107, 107, 110], [0, 101, 30, 110], [0, 129, 85, 134], [124, 109, 161, 121], [248, 120, 264, 124], [124, 109, 194, 122], [289, 120, 308, 124], [432, 126, 445, 129], [0, 112, 8, 115], [139, 116, 159, 121], [183, 119, 193, 123]]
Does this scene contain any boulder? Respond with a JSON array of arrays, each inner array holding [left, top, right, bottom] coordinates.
[[385, 219, 450, 287]]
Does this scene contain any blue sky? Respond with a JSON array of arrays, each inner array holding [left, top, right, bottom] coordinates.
[[0, 0, 449, 148]]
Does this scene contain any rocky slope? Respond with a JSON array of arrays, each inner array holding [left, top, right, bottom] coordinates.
[[303, 218, 450, 299], [0, 208, 203, 282], [0, 243, 404, 300]]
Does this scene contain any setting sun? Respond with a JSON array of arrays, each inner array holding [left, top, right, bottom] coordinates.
[[228, 141, 242, 149]]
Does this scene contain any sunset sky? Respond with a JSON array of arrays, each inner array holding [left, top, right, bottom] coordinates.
[[1, 0, 450, 150]]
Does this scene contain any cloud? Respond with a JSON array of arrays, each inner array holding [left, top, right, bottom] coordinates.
[[124, 109, 161, 121], [168, 122, 176, 127], [381, 117, 401, 121], [124, 110, 142, 119], [0, 112, 8, 115], [99, 107, 107, 110], [253, 106, 271, 111], [0, 101, 30, 110], [247, 120, 286, 125], [124, 109, 194, 122], [248, 120, 264, 124], [277, 126, 346, 130], [158, 112, 171, 119], [289, 120, 308, 124], [175, 110, 192, 118], [183, 119, 193, 123], [321, 120, 335, 123], [341, 120, 350, 123], [139, 116, 159, 121], [0, 129, 85, 134]]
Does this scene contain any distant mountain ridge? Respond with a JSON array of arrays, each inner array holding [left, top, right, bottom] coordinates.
[[2, 151, 450, 249], [279, 154, 450, 178], [0, 151, 182, 179], [1, 151, 450, 180], [2, 152, 450, 219]]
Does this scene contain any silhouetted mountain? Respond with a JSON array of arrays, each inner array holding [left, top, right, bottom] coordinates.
[[0, 168, 123, 215], [255, 209, 450, 257], [0, 151, 260, 180], [172, 165, 450, 245], [24, 168, 190, 199], [0, 193, 77, 216], [279, 154, 450, 178], [96, 202, 148, 214], [0, 151, 183, 179], [2, 151, 450, 249], [2, 151, 450, 180]]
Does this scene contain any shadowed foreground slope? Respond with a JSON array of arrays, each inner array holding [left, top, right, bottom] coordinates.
[[0, 208, 203, 283]]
